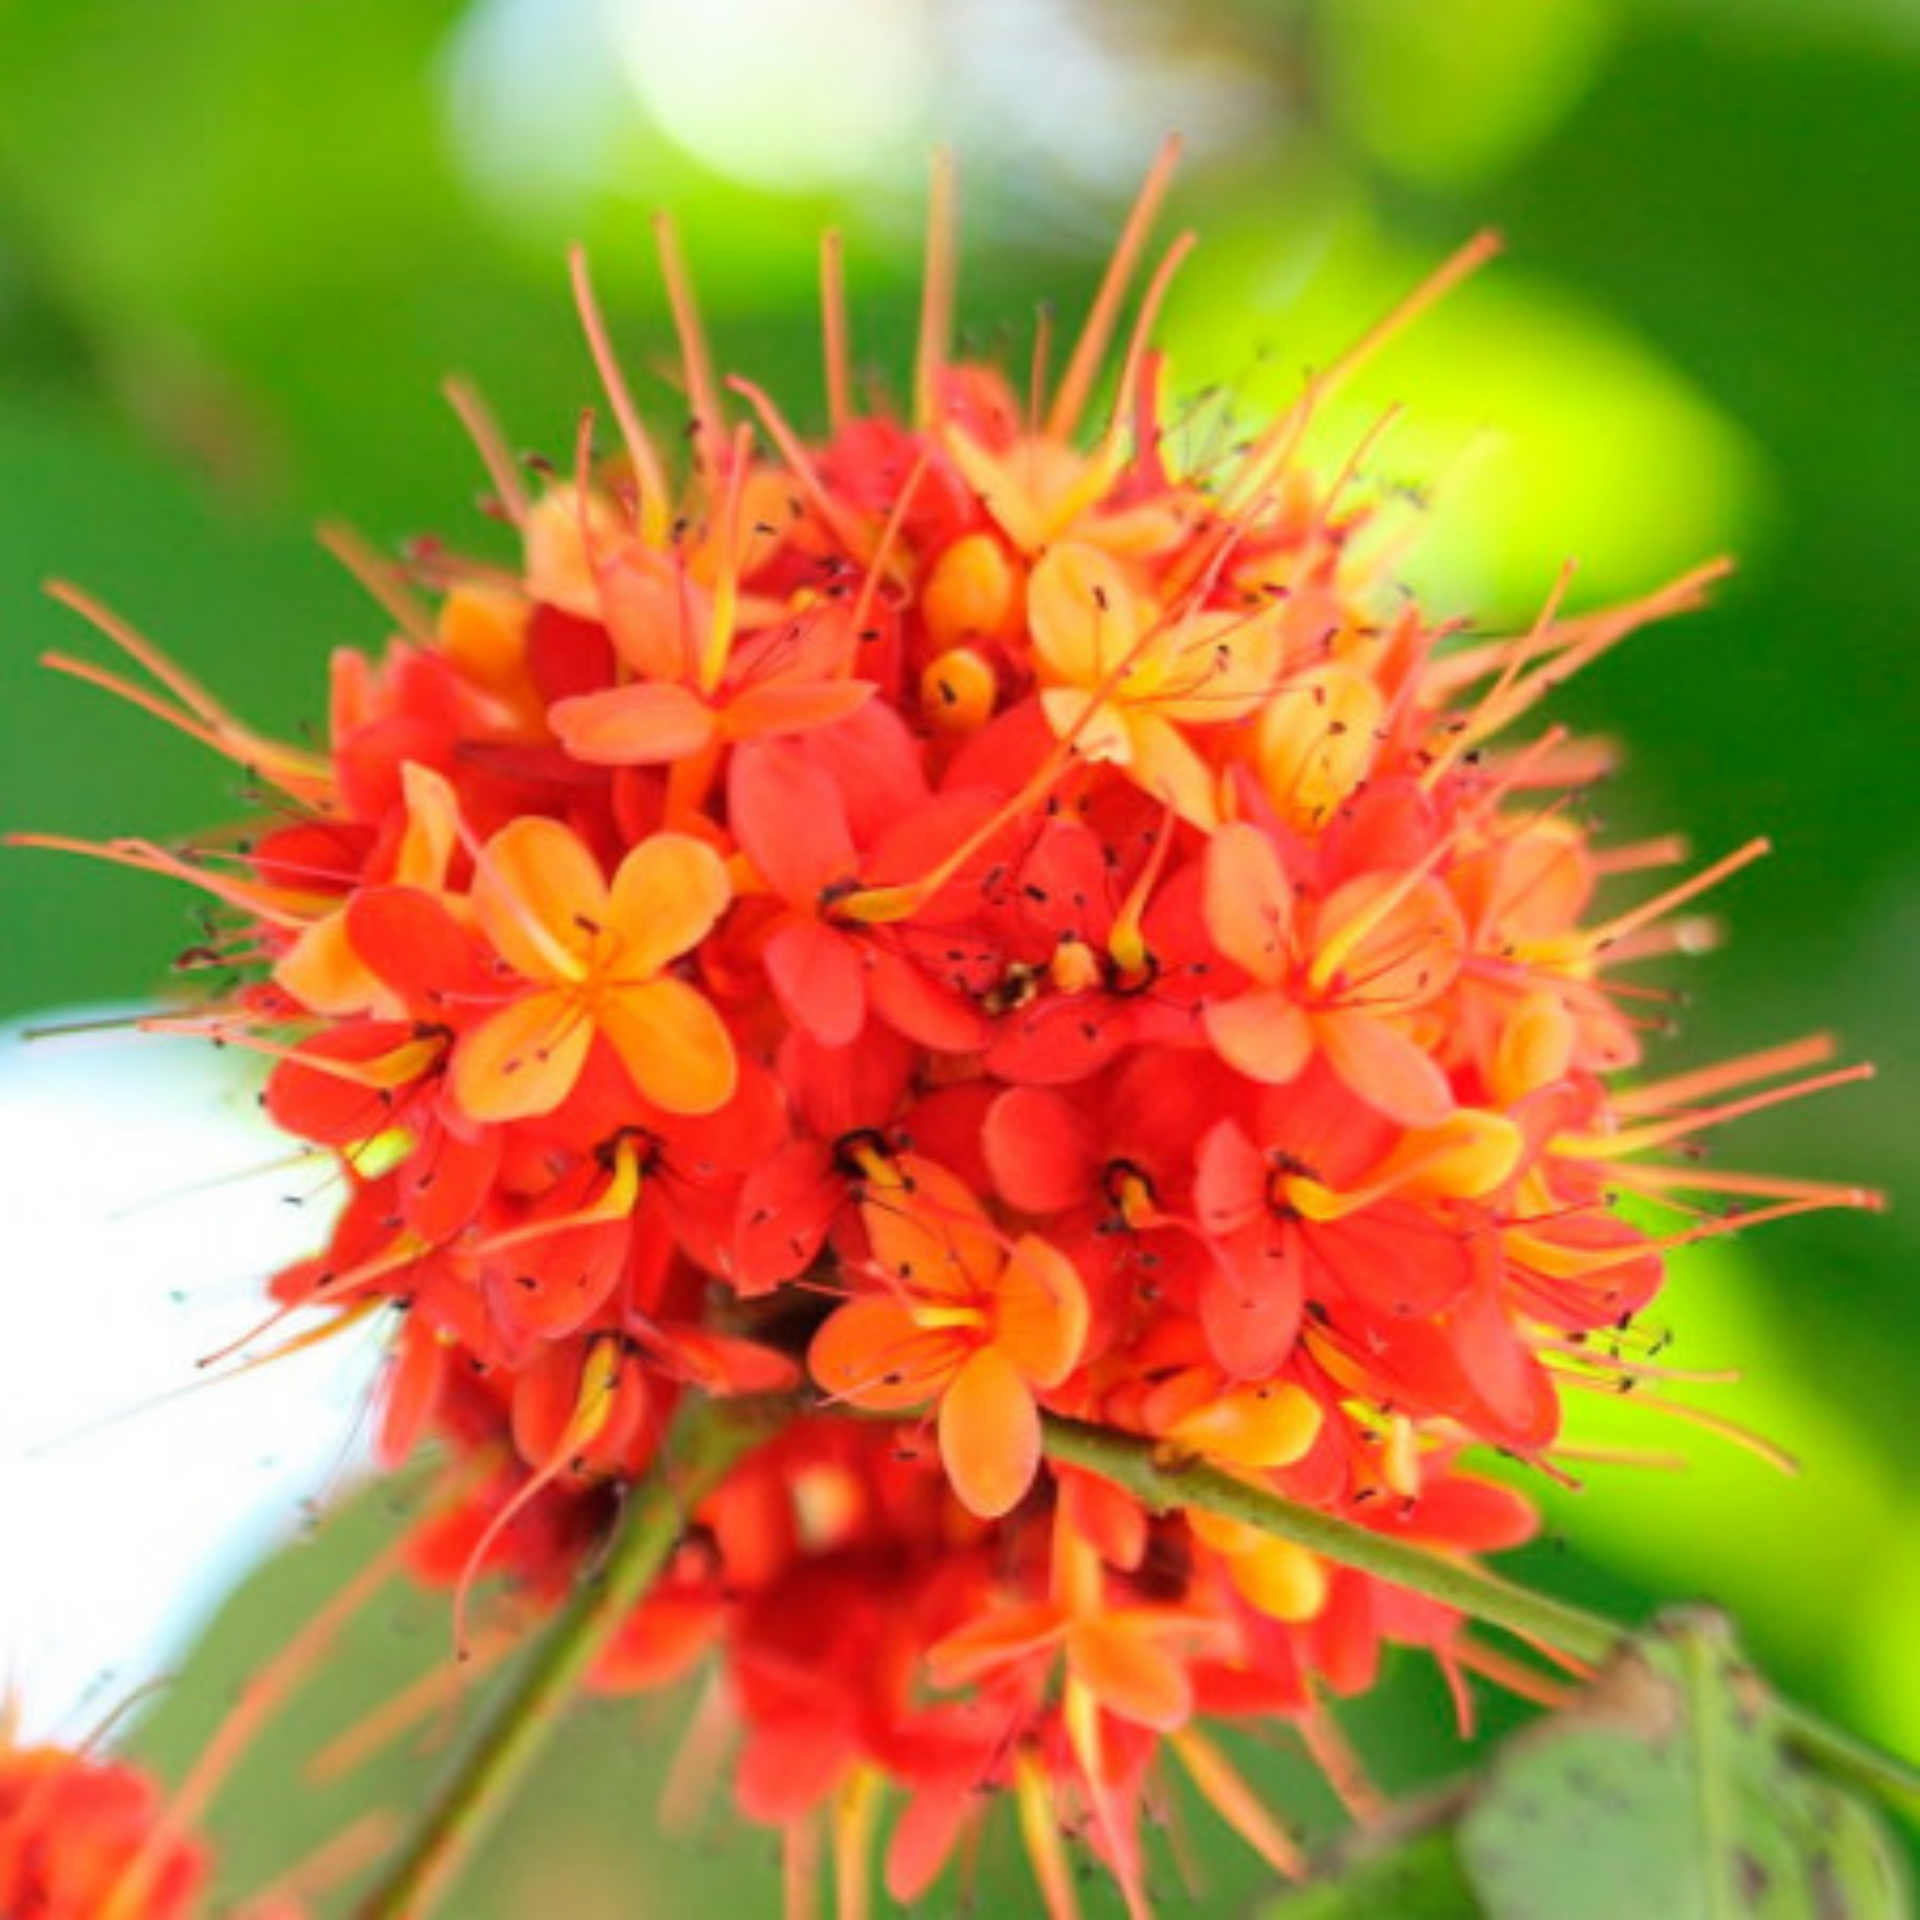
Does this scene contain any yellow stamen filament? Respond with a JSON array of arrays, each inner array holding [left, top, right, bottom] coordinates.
[[439, 378, 531, 529], [1555, 1062, 1875, 1162], [319, 520, 440, 646], [1558, 1374, 1799, 1474], [1046, 133, 1183, 442], [699, 421, 758, 694], [452, 1336, 627, 1657], [567, 246, 671, 545], [820, 228, 852, 433], [1611, 1032, 1836, 1117], [40, 583, 333, 800], [653, 211, 726, 485], [1422, 560, 1575, 792], [1014, 1753, 1082, 1920], [728, 376, 874, 563], [1226, 231, 1501, 518], [10, 833, 320, 929], [98, 1528, 413, 1920], [914, 148, 958, 428], [832, 1767, 881, 1920], [1170, 1729, 1304, 1878], [784, 1813, 823, 1920]]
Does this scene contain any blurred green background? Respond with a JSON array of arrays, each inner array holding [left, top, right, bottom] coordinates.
[[2, 0, 1915, 1910]]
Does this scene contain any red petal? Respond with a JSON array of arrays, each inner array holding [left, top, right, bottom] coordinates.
[[346, 887, 495, 1009], [729, 739, 856, 899], [765, 919, 867, 1047], [722, 676, 877, 741], [549, 680, 715, 765], [735, 1140, 844, 1294], [983, 1086, 1096, 1214], [1301, 1200, 1474, 1319]]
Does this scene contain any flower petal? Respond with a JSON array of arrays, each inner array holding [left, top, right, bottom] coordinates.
[[1316, 1009, 1455, 1129], [983, 1086, 1098, 1214], [939, 1344, 1041, 1519], [765, 919, 866, 1047], [472, 817, 606, 983], [728, 740, 857, 900], [1028, 541, 1148, 685], [607, 832, 732, 978], [861, 1157, 1003, 1298], [1203, 822, 1292, 980], [451, 989, 593, 1121], [992, 1234, 1089, 1387], [549, 680, 716, 765], [1204, 988, 1313, 1085], [809, 1297, 954, 1410], [597, 976, 738, 1114], [1067, 1617, 1192, 1731]]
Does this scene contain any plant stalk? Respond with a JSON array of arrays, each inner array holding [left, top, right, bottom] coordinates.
[[1040, 1413, 1920, 1818], [354, 1400, 771, 1919]]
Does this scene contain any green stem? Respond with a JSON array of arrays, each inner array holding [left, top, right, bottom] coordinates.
[[1041, 1413, 1623, 1665], [1040, 1414, 1920, 1819], [1780, 1701, 1920, 1822], [353, 1400, 772, 1920]]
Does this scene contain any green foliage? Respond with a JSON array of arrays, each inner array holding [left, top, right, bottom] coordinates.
[[1265, 1614, 1913, 1920]]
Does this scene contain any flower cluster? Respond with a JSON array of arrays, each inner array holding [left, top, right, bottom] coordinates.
[[29, 148, 1875, 1912], [0, 1734, 207, 1920]]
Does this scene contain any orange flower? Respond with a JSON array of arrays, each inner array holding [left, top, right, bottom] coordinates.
[[450, 817, 736, 1121], [1203, 818, 1464, 1126], [810, 1156, 1089, 1518], [1027, 542, 1283, 830]]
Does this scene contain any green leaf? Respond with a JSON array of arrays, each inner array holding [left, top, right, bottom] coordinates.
[[1262, 1611, 1914, 1920]]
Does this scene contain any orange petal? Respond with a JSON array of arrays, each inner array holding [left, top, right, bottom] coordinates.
[[926, 1603, 1070, 1688], [472, 816, 605, 982], [1203, 822, 1292, 980], [939, 1344, 1041, 1519], [1028, 541, 1148, 686], [1204, 988, 1313, 1085], [549, 679, 717, 765], [1164, 1381, 1322, 1469], [1066, 1617, 1192, 1731], [1125, 711, 1221, 829], [1315, 1009, 1455, 1129], [274, 909, 384, 1016], [993, 1235, 1089, 1388], [597, 976, 738, 1114], [1038, 684, 1134, 764], [1152, 607, 1283, 724], [808, 1297, 955, 1410], [721, 677, 877, 741], [1226, 1538, 1329, 1623], [861, 1156, 1003, 1299], [606, 832, 732, 977], [451, 989, 592, 1121]]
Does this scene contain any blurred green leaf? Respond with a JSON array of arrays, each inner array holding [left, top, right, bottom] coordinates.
[[1263, 1613, 1914, 1920], [1314, 0, 1616, 187]]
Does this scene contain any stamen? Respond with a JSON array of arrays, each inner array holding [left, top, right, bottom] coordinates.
[[914, 149, 958, 429], [819, 228, 853, 433], [568, 247, 671, 544], [440, 378, 531, 529], [653, 211, 726, 488], [1046, 133, 1183, 442], [728, 376, 874, 562], [1573, 837, 1771, 956], [318, 521, 441, 647], [452, 1336, 627, 1659], [1558, 1375, 1799, 1475], [1226, 231, 1500, 516], [700, 421, 758, 695], [1169, 1729, 1304, 1878], [1612, 1033, 1836, 1117]]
